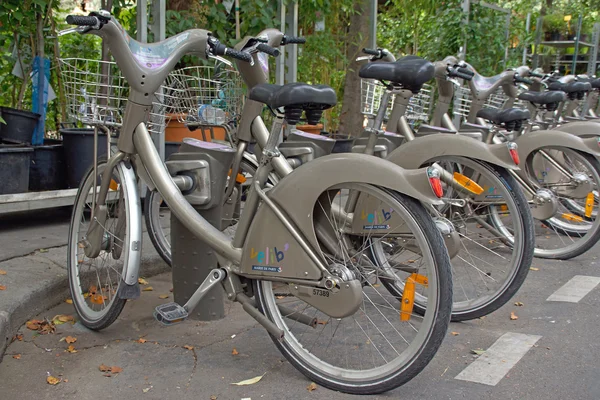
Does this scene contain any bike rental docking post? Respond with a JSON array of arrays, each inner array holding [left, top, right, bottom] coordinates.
[[168, 137, 237, 321]]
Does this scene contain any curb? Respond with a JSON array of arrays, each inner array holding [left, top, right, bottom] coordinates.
[[0, 252, 169, 363]]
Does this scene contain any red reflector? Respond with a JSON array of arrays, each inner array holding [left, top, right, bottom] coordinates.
[[429, 177, 444, 198], [507, 142, 520, 165], [427, 167, 444, 198]]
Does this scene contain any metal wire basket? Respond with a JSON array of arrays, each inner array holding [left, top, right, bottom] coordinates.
[[361, 79, 435, 123], [60, 58, 245, 137], [452, 86, 508, 119]]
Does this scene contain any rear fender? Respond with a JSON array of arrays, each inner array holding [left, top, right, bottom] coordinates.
[[552, 121, 600, 138], [239, 153, 442, 279], [386, 134, 518, 170]]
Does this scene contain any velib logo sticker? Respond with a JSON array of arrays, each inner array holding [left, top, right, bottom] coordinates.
[[251, 243, 289, 273], [361, 209, 392, 230]]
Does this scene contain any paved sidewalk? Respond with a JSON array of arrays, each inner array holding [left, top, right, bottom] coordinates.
[[0, 208, 168, 362]]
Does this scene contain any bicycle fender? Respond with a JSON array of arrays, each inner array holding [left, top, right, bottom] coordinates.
[[552, 121, 600, 138], [385, 134, 518, 170], [239, 153, 442, 280], [117, 161, 143, 288], [515, 129, 600, 161]]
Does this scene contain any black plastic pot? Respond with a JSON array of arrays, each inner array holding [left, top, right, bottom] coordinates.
[[60, 128, 108, 189], [0, 145, 33, 195], [0, 107, 41, 145], [320, 132, 355, 153], [29, 139, 67, 191]]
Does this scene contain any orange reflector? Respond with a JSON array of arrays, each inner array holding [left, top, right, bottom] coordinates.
[[500, 205, 508, 212], [453, 172, 484, 195], [585, 192, 595, 218], [90, 294, 106, 304], [400, 273, 429, 321], [109, 179, 119, 191], [561, 213, 584, 223], [228, 169, 247, 184]]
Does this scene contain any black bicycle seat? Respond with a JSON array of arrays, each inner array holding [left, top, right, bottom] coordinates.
[[477, 108, 530, 131], [548, 81, 592, 93], [358, 56, 434, 93], [249, 83, 337, 110], [518, 90, 566, 104], [576, 76, 600, 89]]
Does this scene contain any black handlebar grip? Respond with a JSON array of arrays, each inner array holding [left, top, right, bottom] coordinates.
[[515, 75, 533, 85], [256, 43, 280, 57], [224, 48, 253, 63], [362, 48, 380, 56], [66, 15, 99, 26], [282, 35, 306, 45], [457, 67, 474, 77], [530, 71, 544, 78], [456, 71, 473, 81]]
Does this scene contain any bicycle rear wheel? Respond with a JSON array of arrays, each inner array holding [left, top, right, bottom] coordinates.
[[254, 183, 452, 394]]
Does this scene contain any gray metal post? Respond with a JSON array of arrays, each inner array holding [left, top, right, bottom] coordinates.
[[284, 1, 298, 84], [136, 0, 147, 43], [588, 23, 600, 76], [503, 12, 511, 69], [572, 15, 583, 73], [523, 13, 531, 65], [169, 143, 236, 320], [275, 0, 286, 85], [460, 0, 470, 61], [369, 0, 377, 49], [149, 0, 166, 162], [532, 15, 543, 70]]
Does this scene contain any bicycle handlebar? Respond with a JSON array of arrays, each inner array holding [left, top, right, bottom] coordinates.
[[281, 35, 306, 45], [66, 15, 100, 26], [223, 48, 253, 63], [256, 43, 280, 57], [514, 75, 533, 85], [530, 71, 545, 78], [447, 66, 474, 81], [362, 48, 381, 56]]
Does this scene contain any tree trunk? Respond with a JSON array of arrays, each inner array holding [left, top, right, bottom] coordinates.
[[337, 0, 371, 137]]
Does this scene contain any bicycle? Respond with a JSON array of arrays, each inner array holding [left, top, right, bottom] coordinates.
[[64, 11, 453, 394]]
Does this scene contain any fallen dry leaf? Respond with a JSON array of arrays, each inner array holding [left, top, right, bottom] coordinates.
[[46, 376, 60, 385], [65, 336, 77, 344], [316, 320, 328, 325], [138, 278, 149, 285], [111, 366, 123, 374], [451, 331, 460, 336], [210, 396, 217, 400], [471, 349, 485, 355], [232, 348, 239, 356], [510, 311, 519, 320], [63, 379, 68, 383], [137, 338, 147, 344], [307, 382, 317, 392], [158, 294, 169, 299], [12, 354, 21, 360], [67, 345, 77, 353], [99, 364, 111, 372], [183, 345, 194, 350], [65, 299, 73, 304], [275, 296, 285, 299], [13, 334, 23, 342], [39, 248, 49, 253], [0, 285, 6, 290], [53, 315, 75, 325], [231, 373, 266, 386], [0, 269, 6, 275], [142, 286, 153, 292], [530, 267, 539, 271], [142, 387, 151, 393], [26, 319, 56, 334], [514, 302, 524, 307]]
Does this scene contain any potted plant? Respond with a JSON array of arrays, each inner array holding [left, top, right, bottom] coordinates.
[[543, 13, 565, 41]]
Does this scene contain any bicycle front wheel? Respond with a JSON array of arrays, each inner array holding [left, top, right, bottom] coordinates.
[[254, 183, 452, 395], [67, 158, 141, 330]]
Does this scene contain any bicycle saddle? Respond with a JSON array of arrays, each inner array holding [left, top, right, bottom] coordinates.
[[358, 56, 434, 93], [518, 90, 566, 104], [576, 76, 600, 89], [548, 81, 592, 93], [249, 82, 337, 124], [476, 108, 530, 131], [249, 83, 337, 109]]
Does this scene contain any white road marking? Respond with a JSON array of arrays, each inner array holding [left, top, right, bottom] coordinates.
[[454, 332, 542, 386], [546, 275, 600, 303]]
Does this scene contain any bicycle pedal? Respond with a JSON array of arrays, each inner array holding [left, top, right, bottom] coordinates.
[[154, 302, 188, 325]]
